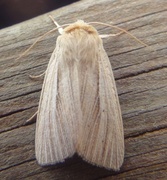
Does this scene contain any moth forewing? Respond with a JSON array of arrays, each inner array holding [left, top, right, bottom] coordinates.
[[35, 20, 124, 170]]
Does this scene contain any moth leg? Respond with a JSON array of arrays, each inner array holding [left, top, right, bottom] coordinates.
[[29, 71, 46, 79], [49, 15, 64, 35], [100, 31, 124, 38], [25, 111, 38, 124]]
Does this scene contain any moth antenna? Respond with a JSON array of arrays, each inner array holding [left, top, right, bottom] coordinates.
[[49, 15, 64, 34], [16, 27, 58, 60], [89, 21, 149, 47], [16, 17, 71, 61]]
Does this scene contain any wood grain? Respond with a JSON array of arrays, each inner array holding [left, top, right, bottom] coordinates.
[[0, 0, 167, 179]]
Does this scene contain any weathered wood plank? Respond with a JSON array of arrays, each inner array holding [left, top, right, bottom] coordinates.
[[0, 0, 167, 179]]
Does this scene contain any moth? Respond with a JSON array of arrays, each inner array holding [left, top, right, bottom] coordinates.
[[30, 18, 125, 171]]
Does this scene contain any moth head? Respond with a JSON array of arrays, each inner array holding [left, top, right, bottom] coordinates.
[[64, 20, 98, 35], [49, 16, 98, 35]]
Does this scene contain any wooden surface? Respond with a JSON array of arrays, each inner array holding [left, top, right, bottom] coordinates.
[[0, 0, 167, 179]]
